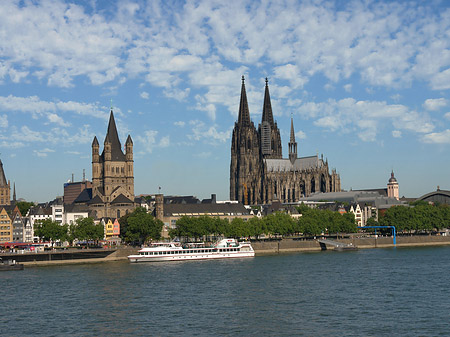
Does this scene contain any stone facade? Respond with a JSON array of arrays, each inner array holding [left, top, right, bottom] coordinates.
[[90, 109, 135, 219], [230, 76, 340, 205]]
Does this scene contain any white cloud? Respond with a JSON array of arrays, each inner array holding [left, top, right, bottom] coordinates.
[[344, 84, 352, 93], [0, 95, 108, 119], [140, 91, 149, 99], [136, 130, 170, 153], [174, 121, 185, 127], [423, 98, 448, 111], [392, 130, 402, 138], [188, 120, 230, 143], [422, 130, 450, 144], [0, 115, 7, 128], [445, 112, 450, 120], [33, 148, 55, 158], [301, 97, 435, 142], [47, 113, 70, 127], [295, 131, 306, 140]]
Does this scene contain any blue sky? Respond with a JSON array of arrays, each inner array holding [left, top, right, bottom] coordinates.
[[0, 0, 449, 203]]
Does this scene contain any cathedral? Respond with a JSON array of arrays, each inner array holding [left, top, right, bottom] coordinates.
[[230, 76, 341, 205], [90, 109, 135, 218]]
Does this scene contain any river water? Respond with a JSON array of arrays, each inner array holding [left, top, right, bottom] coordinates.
[[2, 246, 450, 336]]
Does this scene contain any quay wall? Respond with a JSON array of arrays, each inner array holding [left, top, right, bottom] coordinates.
[[5, 236, 450, 266], [252, 235, 450, 254]]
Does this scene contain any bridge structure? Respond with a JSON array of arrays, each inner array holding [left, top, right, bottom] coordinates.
[[358, 225, 397, 245]]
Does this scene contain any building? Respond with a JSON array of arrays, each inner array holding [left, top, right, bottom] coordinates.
[[230, 76, 340, 205], [64, 180, 92, 205], [0, 159, 11, 206], [417, 187, 450, 205], [153, 194, 251, 238], [102, 218, 120, 240], [11, 206, 25, 242], [90, 109, 136, 219], [0, 208, 12, 243]]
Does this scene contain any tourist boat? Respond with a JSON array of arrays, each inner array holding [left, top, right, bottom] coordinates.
[[127, 238, 255, 263], [0, 258, 24, 271]]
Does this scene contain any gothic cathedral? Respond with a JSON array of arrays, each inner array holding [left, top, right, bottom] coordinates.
[[91, 109, 135, 218], [230, 76, 341, 205]]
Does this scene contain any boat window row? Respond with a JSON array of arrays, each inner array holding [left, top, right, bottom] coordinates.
[[139, 247, 241, 255]]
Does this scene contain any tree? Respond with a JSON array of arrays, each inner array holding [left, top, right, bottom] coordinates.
[[16, 201, 35, 216], [74, 217, 104, 245], [34, 219, 66, 247], [125, 207, 163, 244]]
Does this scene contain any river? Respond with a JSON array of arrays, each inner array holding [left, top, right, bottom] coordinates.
[[2, 246, 449, 336]]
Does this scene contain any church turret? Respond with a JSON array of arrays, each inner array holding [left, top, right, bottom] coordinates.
[[126, 135, 133, 161], [238, 76, 251, 127], [288, 116, 297, 164], [92, 136, 99, 162], [258, 78, 282, 158], [262, 77, 275, 127], [387, 170, 399, 200]]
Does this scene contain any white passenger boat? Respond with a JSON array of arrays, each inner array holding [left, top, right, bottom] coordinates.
[[127, 238, 254, 263]]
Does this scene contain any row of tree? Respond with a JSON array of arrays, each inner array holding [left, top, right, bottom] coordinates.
[[168, 207, 358, 240], [34, 217, 104, 246], [376, 202, 450, 232]]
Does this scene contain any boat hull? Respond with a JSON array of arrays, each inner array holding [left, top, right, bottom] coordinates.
[[128, 251, 254, 263]]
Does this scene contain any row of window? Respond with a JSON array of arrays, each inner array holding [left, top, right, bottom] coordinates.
[[140, 248, 241, 256]]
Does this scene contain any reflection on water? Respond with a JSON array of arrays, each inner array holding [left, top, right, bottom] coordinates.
[[2, 246, 450, 336]]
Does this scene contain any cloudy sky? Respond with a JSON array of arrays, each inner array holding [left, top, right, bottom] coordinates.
[[1, 0, 449, 203]]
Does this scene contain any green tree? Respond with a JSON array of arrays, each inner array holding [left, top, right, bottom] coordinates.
[[125, 207, 163, 244], [34, 219, 66, 247], [16, 201, 35, 216], [74, 217, 104, 245]]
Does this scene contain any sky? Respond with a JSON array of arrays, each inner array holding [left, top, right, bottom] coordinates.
[[0, 0, 449, 203]]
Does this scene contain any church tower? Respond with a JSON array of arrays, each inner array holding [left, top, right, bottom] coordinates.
[[258, 78, 282, 159], [288, 116, 297, 164], [387, 170, 399, 200], [91, 109, 135, 218], [230, 76, 262, 205], [0, 159, 10, 206]]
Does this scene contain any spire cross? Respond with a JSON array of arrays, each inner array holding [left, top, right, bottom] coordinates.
[[110, 99, 113, 111], [242, 75, 245, 84], [265, 77, 268, 86]]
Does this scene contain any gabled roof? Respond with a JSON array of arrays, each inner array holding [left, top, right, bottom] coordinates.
[[111, 194, 133, 204], [74, 188, 92, 203], [87, 195, 104, 205]]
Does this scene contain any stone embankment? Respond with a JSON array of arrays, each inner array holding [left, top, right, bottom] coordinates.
[[2, 246, 139, 266], [7, 236, 450, 266], [252, 235, 450, 254]]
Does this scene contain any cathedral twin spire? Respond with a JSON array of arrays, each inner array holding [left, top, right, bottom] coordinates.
[[238, 76, 252, 127], [237, 76, 286, 159]]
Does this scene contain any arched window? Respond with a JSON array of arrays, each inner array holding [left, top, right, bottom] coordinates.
[[320, 174, 326, 193], [311, 178, 316, 193]]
